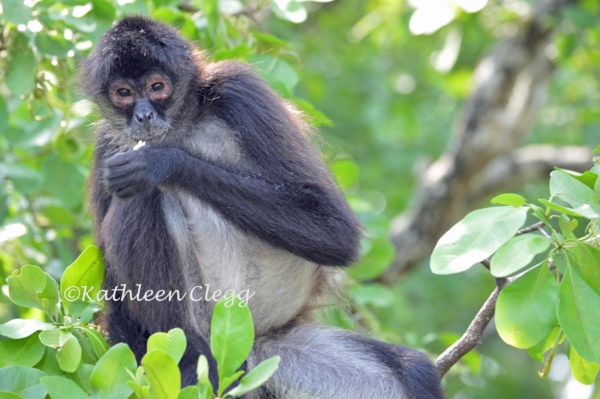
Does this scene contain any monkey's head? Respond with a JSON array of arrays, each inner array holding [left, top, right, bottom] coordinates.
[[81, 16, 200, 142]]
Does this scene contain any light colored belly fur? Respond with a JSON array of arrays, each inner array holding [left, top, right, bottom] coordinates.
[[163, 191, 318, 335], [161, 115, 319, 335]]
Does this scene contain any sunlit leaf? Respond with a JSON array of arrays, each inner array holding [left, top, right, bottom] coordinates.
[[490, 193, 526, 207], [211, 298, 254, 388], [41, 376, 88, 399], [227, 356, 280, 397], [496, 265, 559, 349], [490, 234, 551, 277], [431, 206, 528, 274], [0, 333, 45, 367], [147, 328, 187, 364], [569, 345, 600, 385], [142, 350, 181, 399], [0, 366, 47, 399], [558, 266, 600, 362], [89, 343, 136, 397]]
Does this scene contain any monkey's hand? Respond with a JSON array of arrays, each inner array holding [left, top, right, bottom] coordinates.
[[104, 146, 179, 198]]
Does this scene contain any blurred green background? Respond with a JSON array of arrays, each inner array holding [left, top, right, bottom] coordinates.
[[0, 0, 598, 397]]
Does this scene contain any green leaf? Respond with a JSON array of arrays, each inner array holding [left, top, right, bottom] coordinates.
[[569, 345, 600, 385], [490, 234, 551, 277], [210, 298, 254, 387], [91, 0, 116, 19], [558, 214, 578, 239], [549, 170, 600, 219], [71, 364, 94, 394], [35, 348, 63, 375], [35, 33, 71, 57], [202, 0, 219, 38], [39, 330, 82, 374], [539, 199, 593, 219], [0, 333, 46, 367], [6, 34, 36, 96], [227, 356, 280, 397], [7, 265, 59, 315], [0, 96, 8, 132], [554, 168, 598, 189], [60, 246, 105, 315], [41, 156, 86, 209], [431, 206, 528, 274], [55, 334, 82, 373], [0, 392, 22, 399], [348, 284, 394, 307], [496, 265, 559, 349], [330, 159, 359, 189], [251, 55, 299, 96], [0, 164, 43, 195], [2, 0, 32, 25], [147, 328, 187, 364], [527, 326, 560, 362], [196, 355, 213, 397], [0, 366, 47, 399], [490, 193, 526, 207], [142, 350, 181, 399], [347, 239, 394, 280], [567, 242, 600, 296], [79, 328, 109, 360], [218, 370, 244, 396], [178, 386, 200, 399], [0, 319, 53, 339], [558, 266, 600, 362], [39, 329, 70, 349], [292, 98, 333, 128], [40, 376, 88, 399], [89, 343, 136, 396]]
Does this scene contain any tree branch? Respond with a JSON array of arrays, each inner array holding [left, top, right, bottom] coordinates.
[[435, 278, 510, 378], [433, 220, 554, 377], [383, 0, 581, 282], [468, 145, 593, 205]]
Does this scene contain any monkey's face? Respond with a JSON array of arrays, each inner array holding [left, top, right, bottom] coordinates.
[[107, 71, 173, 142]]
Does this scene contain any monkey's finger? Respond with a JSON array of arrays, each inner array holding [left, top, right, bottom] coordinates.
[[106, 152, 137, 167], [106, 174, 138, 193], [106, 162, 146, 180], [115, 181, 149, 198]]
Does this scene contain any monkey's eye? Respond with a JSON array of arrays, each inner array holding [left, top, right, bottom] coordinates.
[[151, 82, 164, 91], [116, 88, 132, 97]]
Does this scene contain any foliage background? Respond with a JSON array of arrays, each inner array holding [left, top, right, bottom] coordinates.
[[0, 0, 598, 397]]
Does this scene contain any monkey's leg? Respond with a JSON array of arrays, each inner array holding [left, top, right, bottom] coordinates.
[[103, 290, 148, 359], [249, 325, 443, 399], [100, 192, 221, 388]]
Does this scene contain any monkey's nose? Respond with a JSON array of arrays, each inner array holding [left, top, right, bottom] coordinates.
[[135, 110, 155, 123]]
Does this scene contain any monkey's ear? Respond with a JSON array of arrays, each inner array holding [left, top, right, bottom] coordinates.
[[80, 46, 116, 97]]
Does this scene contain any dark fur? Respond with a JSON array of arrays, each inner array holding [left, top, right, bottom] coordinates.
[[85, 16, 442, 398]]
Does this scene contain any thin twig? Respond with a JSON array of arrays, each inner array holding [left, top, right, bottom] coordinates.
[[434, 278, 511, 377], [517, 221, 545, 235], [480, 259, 491, 270]]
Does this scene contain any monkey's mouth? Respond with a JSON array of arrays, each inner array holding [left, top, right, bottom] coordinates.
[[129, 126, 169, 142], [130, 131, 165, 141]]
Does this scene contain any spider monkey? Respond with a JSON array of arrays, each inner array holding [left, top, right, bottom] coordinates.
[[83, 16, 443, 399]]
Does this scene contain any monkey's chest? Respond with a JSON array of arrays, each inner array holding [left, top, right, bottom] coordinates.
[[161, 191, 318, 333]]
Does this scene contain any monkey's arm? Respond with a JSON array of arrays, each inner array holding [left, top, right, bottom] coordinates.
[[177, 153, 360, 266], [104, 147, 361, 266], [210, 61, 362, 265]]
